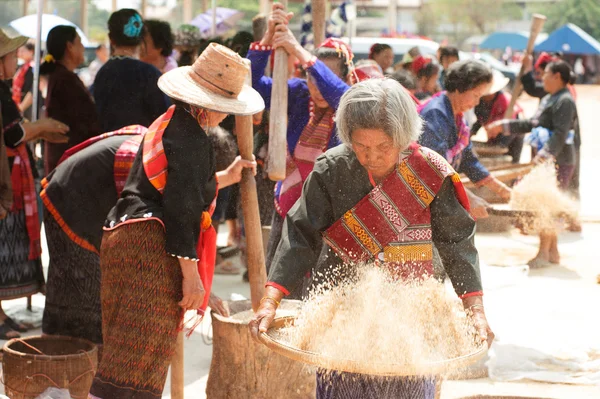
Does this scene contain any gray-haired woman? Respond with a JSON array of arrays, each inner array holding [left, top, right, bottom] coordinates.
[[250, 78, 493, 398]]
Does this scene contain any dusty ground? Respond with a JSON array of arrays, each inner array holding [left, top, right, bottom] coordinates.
[[2, 85, 600, 398]]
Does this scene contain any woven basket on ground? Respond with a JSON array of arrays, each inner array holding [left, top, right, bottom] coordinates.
[[2, 335, 98, 399]]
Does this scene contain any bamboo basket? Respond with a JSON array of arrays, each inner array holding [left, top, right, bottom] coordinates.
[[2, 335, 98, 399], [260, 316, 488, 377]]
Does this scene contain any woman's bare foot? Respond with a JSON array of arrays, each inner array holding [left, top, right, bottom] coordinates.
[[0, 322, 20, 340], [527, 256, 554, 269]]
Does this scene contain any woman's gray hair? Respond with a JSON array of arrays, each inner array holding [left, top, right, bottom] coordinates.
[[335, 78, 422, 150]]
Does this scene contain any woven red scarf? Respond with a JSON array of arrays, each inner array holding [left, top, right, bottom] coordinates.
[[7, 144, 41, 260], [11, 63, 31, 106], [275, 100, 334, 217]]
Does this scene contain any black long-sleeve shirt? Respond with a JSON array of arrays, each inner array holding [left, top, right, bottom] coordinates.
[[93, 57, 170, 132], [501, 88, 578, 165], [520, 71, 547, 99], [105, 105, 217, 259], [268, 144, 482, 297]]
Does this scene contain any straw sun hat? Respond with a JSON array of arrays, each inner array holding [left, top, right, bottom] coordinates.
[[158, 42, 264, 116], [485, 69, 510, 95], [0, 29, 28, 59]]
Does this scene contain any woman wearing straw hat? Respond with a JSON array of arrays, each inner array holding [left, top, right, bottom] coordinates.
[[88, 43, 263, 398], [0, 29, 69, 340], [250, 78, 493, 398]]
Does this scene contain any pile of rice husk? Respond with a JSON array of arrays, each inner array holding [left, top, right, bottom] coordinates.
[[509, 162, 579, 232], [277, 266, 480, 368]]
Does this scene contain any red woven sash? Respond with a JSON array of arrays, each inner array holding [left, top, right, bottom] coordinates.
[[7, 144, 40, 260], [275, 101, 334, 217], [113, 135, 143, 195], [323, 144, 469, 279], [57, 125, 147, 167]]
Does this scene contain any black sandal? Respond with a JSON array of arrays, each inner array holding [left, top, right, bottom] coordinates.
[[4, 317, 28, 333], [0, 322, 20, 340]]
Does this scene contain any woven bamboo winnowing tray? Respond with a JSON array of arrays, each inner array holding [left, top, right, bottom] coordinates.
[[259, 316, 488, 377]]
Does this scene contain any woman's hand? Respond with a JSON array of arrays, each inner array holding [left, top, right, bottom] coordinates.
[[470, 307, 495, 348], [41, 131, 70, 144], [272, 27, 314, 65], [465, 189, 490, 219], [484, 121, 504, 140], [522, 55, 533, 74], [36, 118, 70, 143], [272, 26, 300, 56], [485, 177, 512, 202], [209, 293, 230, 317], [463, 296, 495, 348], [217, 155, 257, 188], [261, 3, 293, 46], [178, 258, 205, 311], [249, 286, 286, 342], [532, 149, 554, 164], [249, 298, 278, 342]]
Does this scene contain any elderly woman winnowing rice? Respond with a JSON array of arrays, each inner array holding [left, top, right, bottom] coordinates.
[[250, 78, 494, 398]]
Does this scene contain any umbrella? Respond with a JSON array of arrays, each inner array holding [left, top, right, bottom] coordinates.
[[480, 32, 548, 51], [535, 23, 600, 55], [8, 14, 91, 46], [190, 8, 245, 37]]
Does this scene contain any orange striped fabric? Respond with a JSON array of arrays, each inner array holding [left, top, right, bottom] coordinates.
[[142, 105, 176, 194]]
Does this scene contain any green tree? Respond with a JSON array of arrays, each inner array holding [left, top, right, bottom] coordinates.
[[416, 0, 523, 43], [0, 0, 28, 27], [541, 0, 600, 40]]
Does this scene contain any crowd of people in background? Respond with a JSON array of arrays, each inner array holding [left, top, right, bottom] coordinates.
[[0, 3, 585, 395]]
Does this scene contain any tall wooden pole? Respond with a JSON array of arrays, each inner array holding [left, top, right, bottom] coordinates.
[[80, 0, 89, 38], [201, 0, 208, 13], [388, 0, 397, 35], [140, 0, 147, 18], [183, 0, 193, 23], [504, 14, 546, 119], [267, 0, 288, 181], [112, 0, 117, 12], [236, 67, 267, 310], [22, 0, 29, 16], [259, 0, 270, 15], [211, 0, 217, 37], [312, 0, 326, 47], [32, 0, 43, 122]]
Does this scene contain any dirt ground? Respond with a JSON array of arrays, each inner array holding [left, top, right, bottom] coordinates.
[[2, 85, 600, 398]]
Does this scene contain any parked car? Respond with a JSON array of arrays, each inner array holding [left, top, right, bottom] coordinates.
[[461, 52, 521, 89], [341, 37, 439, 64]]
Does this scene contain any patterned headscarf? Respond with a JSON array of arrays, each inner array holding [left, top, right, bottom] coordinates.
[[411, 55, 432, 75], [318, 37, 354, 65], [535, 52, 559, 70]]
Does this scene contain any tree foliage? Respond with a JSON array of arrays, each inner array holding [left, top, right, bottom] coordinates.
[[416, 0, 522, 43], [539, 0, 600, 40]]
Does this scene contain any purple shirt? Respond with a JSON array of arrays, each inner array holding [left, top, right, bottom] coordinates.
[[247, 46, 349, 155]]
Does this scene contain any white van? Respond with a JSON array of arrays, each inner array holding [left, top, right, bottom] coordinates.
[[341, 37, 439, 63]]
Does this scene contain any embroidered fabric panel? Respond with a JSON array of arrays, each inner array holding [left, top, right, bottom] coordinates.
[[114, 135, 143, 195], [322, 144, 455, 273]]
